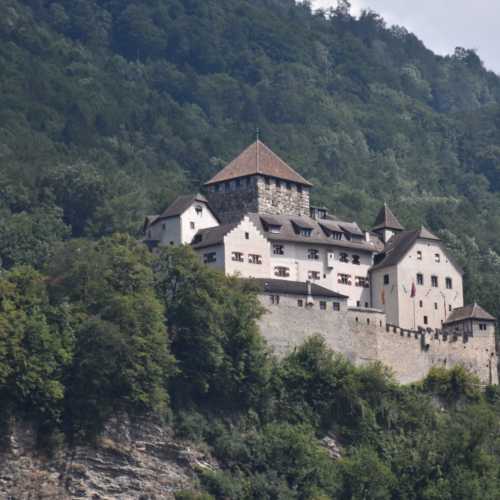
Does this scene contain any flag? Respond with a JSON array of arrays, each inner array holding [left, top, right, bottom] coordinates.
[[411, 282, 416, 298], [381, 288, 385, 305]]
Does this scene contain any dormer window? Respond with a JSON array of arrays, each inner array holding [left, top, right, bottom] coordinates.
[[300, 228, 312, 237], [269, 225, 281, 234], [332, 231, 342, 240]]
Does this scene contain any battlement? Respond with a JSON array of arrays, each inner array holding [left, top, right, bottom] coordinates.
[[257, 295, 498, 385]]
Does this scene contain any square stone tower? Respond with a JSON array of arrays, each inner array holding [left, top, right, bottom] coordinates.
[[204, 140, 312, 223]]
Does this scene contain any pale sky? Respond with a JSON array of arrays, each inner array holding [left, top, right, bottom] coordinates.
[[312, 0, 500, 74]]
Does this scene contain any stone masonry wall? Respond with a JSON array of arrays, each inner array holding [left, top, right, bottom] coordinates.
[[256, 177, 310, 217], [257, 296, 499, 385]]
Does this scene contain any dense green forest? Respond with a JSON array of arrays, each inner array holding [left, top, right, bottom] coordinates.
[[2, 1, 500, 497], [1, 240, 500, 499], [2, 0, 500, 317]]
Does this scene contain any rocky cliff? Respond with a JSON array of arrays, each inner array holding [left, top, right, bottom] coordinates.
[[0, 416, 217, 499]]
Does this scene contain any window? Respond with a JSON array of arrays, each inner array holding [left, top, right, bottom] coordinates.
[[235, 179, 241, 189], [434, 302, 438, 310], [339, 252, 349, 263], [419, 300, 423, 308], [274, 266, 290, 277], [273, 244, 284, 255], [195, 205, 203, 215], [417, 273, 424, 285], [248, 254, 262, 264], [190, 221, 195, 229], [356, 301, 361, 307], [479, 323, 487, 331], [384, 274, 390, 285], [431, 276, 438, 287], [297, 299, 304, 307], [232, 252, 244, 262], [355, 276, 370, 288], [338, 273, 351, 285], [276, 180, 281, 189], [286, 182, 291, 190], [308, 271, 321, 280], [331, 231, 343, 240], [320, 301, 327, 310], [203, 252, 217, 263], [365, 302, 369, 308], [448, 305, 452, 312], [352, 255, 361, 265], [435, 253, 441, 263], [300, 228, 312, 237], [214, 184, 220, 192], [269, 225, 281, 234], [417, 250, 422, 260], [333, 302, 340, 311], [308, 248, 319, 260], [270, 295, 280, 305], [265, 177, 270, 188], [147, 229, 152, 239], [423, 316, 428, 325], [446, 277, 453, 289], [245, 232, 250, 240], [225, 182, 230, 192], [298, 185, 303, 193], [162, 223, 166, 230]]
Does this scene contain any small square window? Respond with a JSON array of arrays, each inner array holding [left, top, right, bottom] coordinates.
[[298, 299, 304, 307], [270, 295, 280, 305]]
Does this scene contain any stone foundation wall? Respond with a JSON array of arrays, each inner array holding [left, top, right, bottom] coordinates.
[[257, 297, 498, 385]]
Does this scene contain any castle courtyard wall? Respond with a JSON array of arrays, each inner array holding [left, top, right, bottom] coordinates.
[[257, 296, 498, 385]]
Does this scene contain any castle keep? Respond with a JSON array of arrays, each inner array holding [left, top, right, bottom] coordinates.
[[144, 140, 498, 385]]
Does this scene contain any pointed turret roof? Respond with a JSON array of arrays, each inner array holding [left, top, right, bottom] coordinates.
[[372, 203, 404, 232], [444, 303, 496, 325], [204, 140, 313, 187]]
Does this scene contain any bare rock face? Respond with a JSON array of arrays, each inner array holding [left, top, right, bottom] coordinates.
[[0, 415, 216, 499]]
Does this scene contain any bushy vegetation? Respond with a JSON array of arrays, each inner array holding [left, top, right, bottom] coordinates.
[[1, 243, 499, 498]]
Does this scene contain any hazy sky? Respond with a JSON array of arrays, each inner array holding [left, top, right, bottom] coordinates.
[[312, 0, 500, 74]]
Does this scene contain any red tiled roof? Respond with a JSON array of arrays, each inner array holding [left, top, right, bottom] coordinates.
[[204, 140, 313, 187]]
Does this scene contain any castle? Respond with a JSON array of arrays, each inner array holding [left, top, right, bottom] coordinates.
[[144, 140, 498, 385]]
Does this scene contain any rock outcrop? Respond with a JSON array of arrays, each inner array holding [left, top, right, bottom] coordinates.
[[0, 415, 217, 499]]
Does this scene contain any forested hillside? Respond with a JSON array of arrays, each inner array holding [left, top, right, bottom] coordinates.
[[2, 0, 500, 318]]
